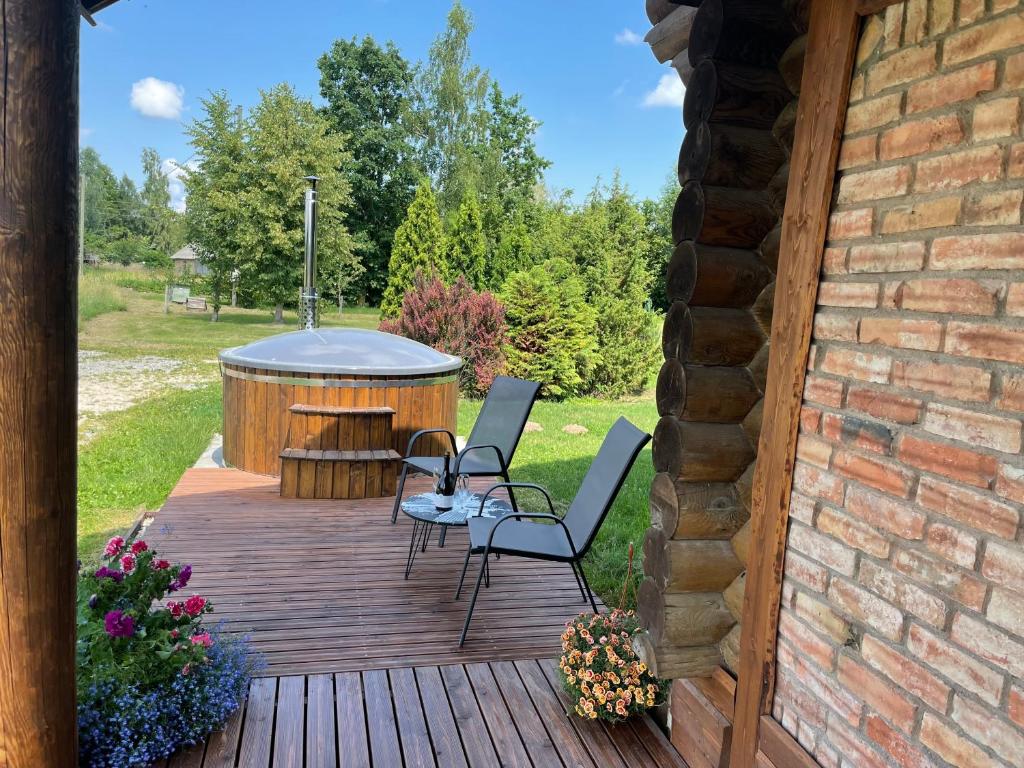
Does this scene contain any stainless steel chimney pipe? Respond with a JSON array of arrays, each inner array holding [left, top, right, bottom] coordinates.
[[300, 175, 319, 330]]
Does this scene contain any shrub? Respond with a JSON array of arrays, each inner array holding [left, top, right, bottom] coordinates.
[[77, 537, 259, 767], [501, 258, 597, 399], [558, 609, 668, 723], [380, 180, 448, 318], [380, 271, 507, 396]]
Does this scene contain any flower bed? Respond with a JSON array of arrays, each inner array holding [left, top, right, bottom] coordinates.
[[77, 536, 260, 767], [558, 608, 668, 723]]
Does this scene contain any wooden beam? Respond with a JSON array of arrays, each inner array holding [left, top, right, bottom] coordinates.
[[856, 0, 905, 16], [727, 1, 861, 766], [757, 716, 818, 768], [0, 1, 80, 765]]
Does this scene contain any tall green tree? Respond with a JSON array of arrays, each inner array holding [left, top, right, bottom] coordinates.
[[446, 190, 486, 289], [139, 147, 185, 257], [237, 84, 359, 322], [380, 181, 447, 317], [318, 36, 421, 305], [641, 174, 677, 311], [184, 92, 249, 320]]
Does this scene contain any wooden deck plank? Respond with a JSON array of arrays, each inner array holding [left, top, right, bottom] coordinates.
[[389, 668, 437, 768], [306, 675, 338, 768], [414, 667, 468, 768], [363, 670, 403, 767], [167, 740, 205, 768], [335, 673, 370, 768], [200, 706, 244, 768], [438, 665, 501, 768], [514, 659, 597, 768], [489, 661, 564, 767], [236, 677, 276, 768], [464, 663, 532, 768], [272, 676, 305, 768]]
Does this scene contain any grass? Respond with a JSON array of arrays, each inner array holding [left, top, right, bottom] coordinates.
[[459, 394, 656, 608], [79, 270, 128, 326]]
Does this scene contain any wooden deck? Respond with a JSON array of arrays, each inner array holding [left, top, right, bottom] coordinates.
[[150, 468, 686, 767]]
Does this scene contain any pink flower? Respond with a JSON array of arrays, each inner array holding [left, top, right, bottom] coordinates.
[[130, 540, 148, 555], [151, 559, 171, 570], [170, 629, 180, 639], [181, 663, 192, 676], [167, 600, 184, 618], [104, 536, 125, 558], [120, 554, 136, 574], [191, 632, 213, 648], [184, 595, 207, 617]]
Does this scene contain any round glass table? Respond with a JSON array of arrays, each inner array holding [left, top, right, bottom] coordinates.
[[400, 491, 513, 578]]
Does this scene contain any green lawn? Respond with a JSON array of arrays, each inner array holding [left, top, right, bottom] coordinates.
[[77, 269, 657, 606]]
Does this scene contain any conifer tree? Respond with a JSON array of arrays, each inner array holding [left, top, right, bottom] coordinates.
[[446, 190, 486, 289], [380, 181, 447, 317]]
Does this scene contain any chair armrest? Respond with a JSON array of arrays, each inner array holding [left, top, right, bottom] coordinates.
[[482, 511, 578, 557], [453, 444, 507, 476], [404, 427, 458, 457], [478, 482, 556, 516]]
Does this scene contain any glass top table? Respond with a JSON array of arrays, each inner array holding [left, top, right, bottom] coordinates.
[[400, 491, 514, 578]]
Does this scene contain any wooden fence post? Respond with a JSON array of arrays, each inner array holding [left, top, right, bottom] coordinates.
[[0, 0, 81, 764]]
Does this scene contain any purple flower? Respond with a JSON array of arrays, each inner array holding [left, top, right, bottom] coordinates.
[[104, 610, 135, 638], [94, 566, 124, 583], [169, 564, 192, 593]]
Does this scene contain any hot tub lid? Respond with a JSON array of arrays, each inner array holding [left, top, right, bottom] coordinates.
[[219, 328, 463, 376]]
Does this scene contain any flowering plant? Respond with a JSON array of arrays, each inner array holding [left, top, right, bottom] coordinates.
[[77, 536, 259, 767]]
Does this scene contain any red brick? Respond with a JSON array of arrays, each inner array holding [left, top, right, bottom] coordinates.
[[1011, 143, 1024, 179], [818, 505, 891, 558], [958, 0, 984, 24], [930, 0, 955, 34], [826, 717, 887, 768], [946, 321, 1024, 364], [931, 232, 1024, 270], [995, 463, 1024, 504], [846, 385, 923, 425], [865, 714, 932, 768], [1008, 283, 1024, 317], [898, 433, 999, 488], [988, 587, 1024, 638], [904, 0, 926, 42], [837, 134, 878, 170], [859, 317, 943, 351], [861, 634, 951, 710], [859, 559, 948, 628], [817, 281, 880, 308], [828, 208, 874, 239], [804, 374, 845, 407], [796, 433, 833, 469], [837, 165, 911, 204], [789, 491, 816, 524], [822, 246, 849, 275], [964, 189, 1023, 226], [813, 313, 859, 341], [923, 403, 1023, 454], [821, 347, 892, 384], [943, 11, 1024, 66], [908, 624, 1005, 706], [848, 242, 926, 273], [866, 43, 937, 95], [828, 578, 905, 641], [793, 654, 864, 726], [800, 405, 822, 434], [834, 449, 916, 498], [881, 196, 961, 233], [847, 486, 927, 540], [916, 144, 1004, 192], [893, 547, 987, 610], [974, 96, 1022, 140], [846, 94, 902, 134], [775, 667, 829, 730], [951, 612, 1024, 678], [793, 591, 851, 644], [879, 114, 964, 159], [892, 358, 992, 401], [794, 461, 846, 504], [894, 277, 1003, 316], [950, 695, 1024, 766], [822, 413, 893, 455], [789, 520, 856, 576], [916, 476, 1020, 539], [1008, 51, 1024, 88], [837, 655, 918, 730], [1009, 686, 1024, 729], [920, 713, 1001, 768], [982, 541, 1024, 596], [925, 521, 978, 568], [906, 60, 997, 114], [783, 550, 829, 592], [778, 612, 836, 670]]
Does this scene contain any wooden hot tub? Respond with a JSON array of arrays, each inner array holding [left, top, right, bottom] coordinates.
[[219, 328, 462, 479]]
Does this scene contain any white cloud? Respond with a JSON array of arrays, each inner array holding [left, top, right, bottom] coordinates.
[[642, 72, 686, 108], [130, 77, 185, 120], [161, 158, 197, 212], [614, 28, 643, 45]]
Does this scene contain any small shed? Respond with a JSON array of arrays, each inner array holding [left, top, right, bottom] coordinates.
[[170, 245, 210, 276]]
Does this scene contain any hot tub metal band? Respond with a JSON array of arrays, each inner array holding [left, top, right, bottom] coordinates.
[[221, 366, 459, 389]]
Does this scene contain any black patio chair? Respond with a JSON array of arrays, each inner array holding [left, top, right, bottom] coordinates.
[[455, 416, 651, 646], [390, 375, 541, 526]]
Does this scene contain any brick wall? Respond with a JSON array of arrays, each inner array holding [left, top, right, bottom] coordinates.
[[772, 2, 1024, 767]]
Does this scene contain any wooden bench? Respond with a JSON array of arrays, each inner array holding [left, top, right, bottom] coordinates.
[[185, 296, 208, 311]]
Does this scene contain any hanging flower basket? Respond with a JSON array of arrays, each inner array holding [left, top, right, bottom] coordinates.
[[76, 536, 261, 768]]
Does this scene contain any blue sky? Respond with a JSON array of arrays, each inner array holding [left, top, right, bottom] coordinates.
[[81, 0, 685, 209]]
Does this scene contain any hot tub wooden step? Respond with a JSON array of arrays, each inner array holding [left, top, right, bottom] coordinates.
[[286, 404, 395, 454], [279, 448, 402, 500]]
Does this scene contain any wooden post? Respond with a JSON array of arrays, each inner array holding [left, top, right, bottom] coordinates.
[[0, 1, 81, 765], [727, 0, 860, 765]]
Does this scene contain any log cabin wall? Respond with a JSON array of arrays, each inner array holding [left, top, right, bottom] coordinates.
[[639, 0, 805, 686], [770, 2, 1024, 767]]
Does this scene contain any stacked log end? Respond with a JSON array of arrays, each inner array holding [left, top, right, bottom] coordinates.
[[640, 0, 802, 680]]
